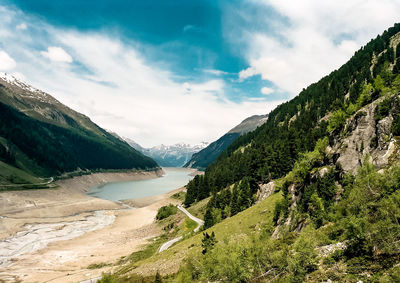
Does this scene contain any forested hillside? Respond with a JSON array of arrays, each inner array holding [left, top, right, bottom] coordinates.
[[185, 115, 268, 170], [184, 23, 400, 212], [98, 23, 400, 283], [0, 75, 158, 186]]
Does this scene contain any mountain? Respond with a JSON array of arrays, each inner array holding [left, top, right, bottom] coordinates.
[[125, 139, 208, 167], [0, 73, 158, 187], [91, 24, 400, 283], [184, 114, 268, 169], [177, 23, 400, 281], [123, 137, 145, 153]]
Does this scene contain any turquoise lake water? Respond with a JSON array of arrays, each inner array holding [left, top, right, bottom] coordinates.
[[87, 167, 193, 201]]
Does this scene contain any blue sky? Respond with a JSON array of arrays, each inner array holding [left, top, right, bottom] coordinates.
[[1, 0, 400, 146], [6, 0, 280, 102]]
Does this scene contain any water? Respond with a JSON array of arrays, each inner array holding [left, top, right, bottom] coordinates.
[[87, 167, 193, 201]]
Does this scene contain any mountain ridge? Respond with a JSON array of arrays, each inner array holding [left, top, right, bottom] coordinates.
[[184, 114, 268, 169], [125, 138, 209, 167], [0, 74, 159, 186]]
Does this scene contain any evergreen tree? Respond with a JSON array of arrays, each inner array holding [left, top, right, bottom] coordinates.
[[394, 60, 400, 74], [155, 271, 162, 283], [203, 208, 214, 229], [201, 231, 217, 254], [396, 43, 400, 58], [387, 47, 395, 63], [231, 184, 240, 216]]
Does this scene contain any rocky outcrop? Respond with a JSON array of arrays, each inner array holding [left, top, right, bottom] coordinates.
[[257, 181, 275, 202], [330, 94, 399, 174]]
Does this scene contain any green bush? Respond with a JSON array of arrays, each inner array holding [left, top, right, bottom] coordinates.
[[156, 204, 178, 220], [392, 114, 400, 136], [376, 97, 391, 121], [328, 109, 347, 132]]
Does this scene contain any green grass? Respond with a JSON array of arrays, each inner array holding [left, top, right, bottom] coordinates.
[[184, 217, 197, 232], [111, 192, 283, 277], [87, 262, 110, 269], [171, 191, 186, 202], [0, 160, 47, 189], [186, 197, 210, 220]]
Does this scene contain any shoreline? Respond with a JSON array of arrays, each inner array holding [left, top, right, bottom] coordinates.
[[0, 167, 187, 282], [55, 167, 165, 193]]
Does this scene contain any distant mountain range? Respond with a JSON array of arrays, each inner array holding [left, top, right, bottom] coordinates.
[[184, 114, 268, 170], [0, 73, 158, 186], [124, 138, 209, 167]]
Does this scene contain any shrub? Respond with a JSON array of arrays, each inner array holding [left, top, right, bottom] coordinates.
[[376, 97, 391, 121], [392, 114, 400, 136], [156, 204, 178, 220], [328, 109, 347, 132], [370, 136, 378, 148]]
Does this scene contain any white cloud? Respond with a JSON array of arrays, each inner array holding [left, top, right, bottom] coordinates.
[[16, 23, 27, 30], [0, 50, 16, 71], [203, 69, 229, 76], [261, 87, 274, 95], [237, 0, 400, 96], [41, 46, 73, 63], [0, 6, 281, 147]]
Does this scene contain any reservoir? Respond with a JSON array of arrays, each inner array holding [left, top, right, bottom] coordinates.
[[87, 167, 194, 201]]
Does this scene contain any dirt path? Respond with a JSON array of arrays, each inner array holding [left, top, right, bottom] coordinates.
[[158, 205, 204, 253]]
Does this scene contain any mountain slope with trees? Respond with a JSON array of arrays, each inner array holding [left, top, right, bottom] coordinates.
[[97, 23, 400, 283], [184, 23, 400, 209], [0, 74, 158, 186], [184, 114, 268, 170]]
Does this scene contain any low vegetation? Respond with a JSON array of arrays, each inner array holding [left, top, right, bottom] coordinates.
[[99, 24, 400, 282], [156, 204, 178, 220]]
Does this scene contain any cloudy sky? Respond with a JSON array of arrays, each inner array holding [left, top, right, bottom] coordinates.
[[0, 0, 400, 147]]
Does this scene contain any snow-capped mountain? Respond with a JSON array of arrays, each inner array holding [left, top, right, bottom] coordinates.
[[0, 73, 158, 183], [124, 139, 209, 167]]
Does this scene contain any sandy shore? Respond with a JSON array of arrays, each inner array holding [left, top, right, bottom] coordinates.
[[0, 168, 185, 283]]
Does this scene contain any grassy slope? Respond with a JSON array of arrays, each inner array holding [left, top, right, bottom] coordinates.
[[0, 161, 49, 189], [114, 193, 282, 277], [186, 197, 209, 220]]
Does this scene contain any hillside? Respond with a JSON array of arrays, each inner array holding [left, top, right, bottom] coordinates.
[[0, 74, 158, 187], [184, 114, 268, 170], [97, 23, 400, 282]]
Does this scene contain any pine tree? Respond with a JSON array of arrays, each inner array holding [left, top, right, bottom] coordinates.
[[394, 60, 400, 74], [396, 43, 400, 58], [387, 47, 395, 63], [231, 184, 240, 216], [155, 271, 162, 283], [204, 208, 214, 229], [201, 231, 217, 254], [184, 181, 196, 206]]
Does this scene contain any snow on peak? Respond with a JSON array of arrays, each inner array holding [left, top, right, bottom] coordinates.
[[0, 72, 41, 94]]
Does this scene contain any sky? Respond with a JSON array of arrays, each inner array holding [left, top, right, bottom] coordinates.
[[0, 1, 400, 147]]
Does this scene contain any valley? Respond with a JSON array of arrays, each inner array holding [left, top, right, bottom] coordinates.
[[0, 168, 195, 282], [1, 2, 400, 283]]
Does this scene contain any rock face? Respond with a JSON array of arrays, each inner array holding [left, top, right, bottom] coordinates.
[[330, 94, 399, 174], [257, 181, 275, 202], [271, 93, 400, 237]]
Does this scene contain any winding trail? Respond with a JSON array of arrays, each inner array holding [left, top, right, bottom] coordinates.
[[158, 205, 204, 253]]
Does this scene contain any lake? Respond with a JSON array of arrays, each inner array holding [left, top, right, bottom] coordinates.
[[87, 167, 194, 201]]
